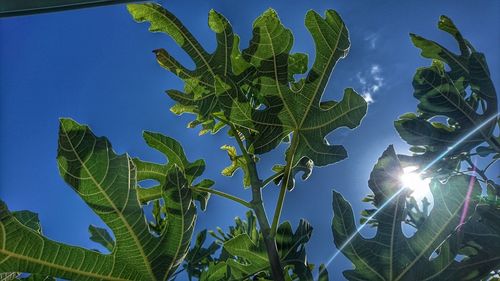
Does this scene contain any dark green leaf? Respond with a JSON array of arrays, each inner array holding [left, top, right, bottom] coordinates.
[[332, 145, 482, 280], [216, 212, 314, 280], [0, 273, 18, 281], [88, 225, 115, 252], [272, 158, 314, 190], [395, 16, 499, 176], [128, 3, 367, 172], [199, 262, 228, 281], [183, 230, 220, 280], [476, 146, 496, 157], [12, 211, 41, 233]]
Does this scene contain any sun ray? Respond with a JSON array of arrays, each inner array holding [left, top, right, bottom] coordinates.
[[318, 112, 499, 278]]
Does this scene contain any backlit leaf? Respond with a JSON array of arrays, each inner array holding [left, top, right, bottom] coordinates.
[[0, 119, 202, 280], [395, 16, 499, 176], [332, 145, 483, 280], [127, 3, 367, 172]]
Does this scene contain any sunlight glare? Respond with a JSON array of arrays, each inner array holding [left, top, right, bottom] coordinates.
[[400, 166, 431, 202], [318, 113, 500, 279]]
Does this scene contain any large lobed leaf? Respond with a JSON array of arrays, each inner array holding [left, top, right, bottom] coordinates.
[[395, 16, 499, 175], [127, 3, 367, 171], [332, 145, 490, 281], [0, 119, 207, 280], [133, 131, 213, 211]]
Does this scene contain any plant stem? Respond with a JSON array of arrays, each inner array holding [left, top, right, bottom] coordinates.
[[169, 268, 185, 280], [271, 184, 287, 237], [137, 185, 250, 208], [250, 190, 285, 281], [230, 125, 285, 281], [190, 186, 251, 208], [483, 159, 497, 174], [465, 158, 489, 182], [261, 171, 284, 189], [137, 185, 162, 204], [270, 136, 298, 237]]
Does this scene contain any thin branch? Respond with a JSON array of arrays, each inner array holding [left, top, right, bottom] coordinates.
[[270, 135, 298, 237], [137, 185, 162, 204], [138, 184, 251, 208], [191, 186, 251, 208], [261, 171, 284, 189], [169, 267, 186, 280]]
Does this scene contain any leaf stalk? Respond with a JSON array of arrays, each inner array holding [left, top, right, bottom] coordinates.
[[190, 186, 251, 208], [270, 135, 299, 237]]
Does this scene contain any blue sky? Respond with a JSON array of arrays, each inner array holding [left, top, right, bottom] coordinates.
[[1, 0, 499, 280]]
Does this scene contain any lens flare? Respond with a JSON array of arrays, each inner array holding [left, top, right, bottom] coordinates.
[[400, 166, 431, 202], [318, 113, 499, 279], [459, 162, 477, 227], [322, 187, 407, 271]]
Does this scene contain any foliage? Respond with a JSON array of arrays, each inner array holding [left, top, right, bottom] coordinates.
[[333, 146, 484, 280], [394, 15, 499, 178], [127, 2, 367, 170], [0, 3, 498, 281], [0, 119, 210, 280], [186, 211, 327, 280], [1, 3, 367, 279], [333, 15, 500, 281], [127, 3, 366, 280], [181, 230, 220, 280]]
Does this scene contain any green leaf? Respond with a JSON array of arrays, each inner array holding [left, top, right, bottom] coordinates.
[[220, 145, 252, 188], [199, 262, 228, 281], [210, 211, 259, 245], [3, 213, 54, 280], [18, 274, 55, 281], [192, 179, 215, 211], [318, 264, 329, 281], [133, 131, 211, 210], [12, 210, 41, 233], [405, 197, 431, 229], [275, 220, 314, 280], [127, 3, 367, 171], [88, 225, 115, 252], [223, 234, 269, 278], [332, 145, 483, 280], [0, 273, 19, 281], [216, 213, 314, 280], [438, 205, 500, 280], [183, 230, 220, 280], [0, 118, 200, 280], [395, 16, 498, 175], [272, 157, 313, 190], [476, 146, 495, 157]]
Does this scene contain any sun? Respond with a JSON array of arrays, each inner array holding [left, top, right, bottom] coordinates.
[[400, 166, 432, 202]]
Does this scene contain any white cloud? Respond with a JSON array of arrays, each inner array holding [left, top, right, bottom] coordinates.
[[356, 72, 366, 85], [370, 64, 380, 75], [364, 33, 378, 49], [357, 64, 384, 104], [362, 93, 374, 104]]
